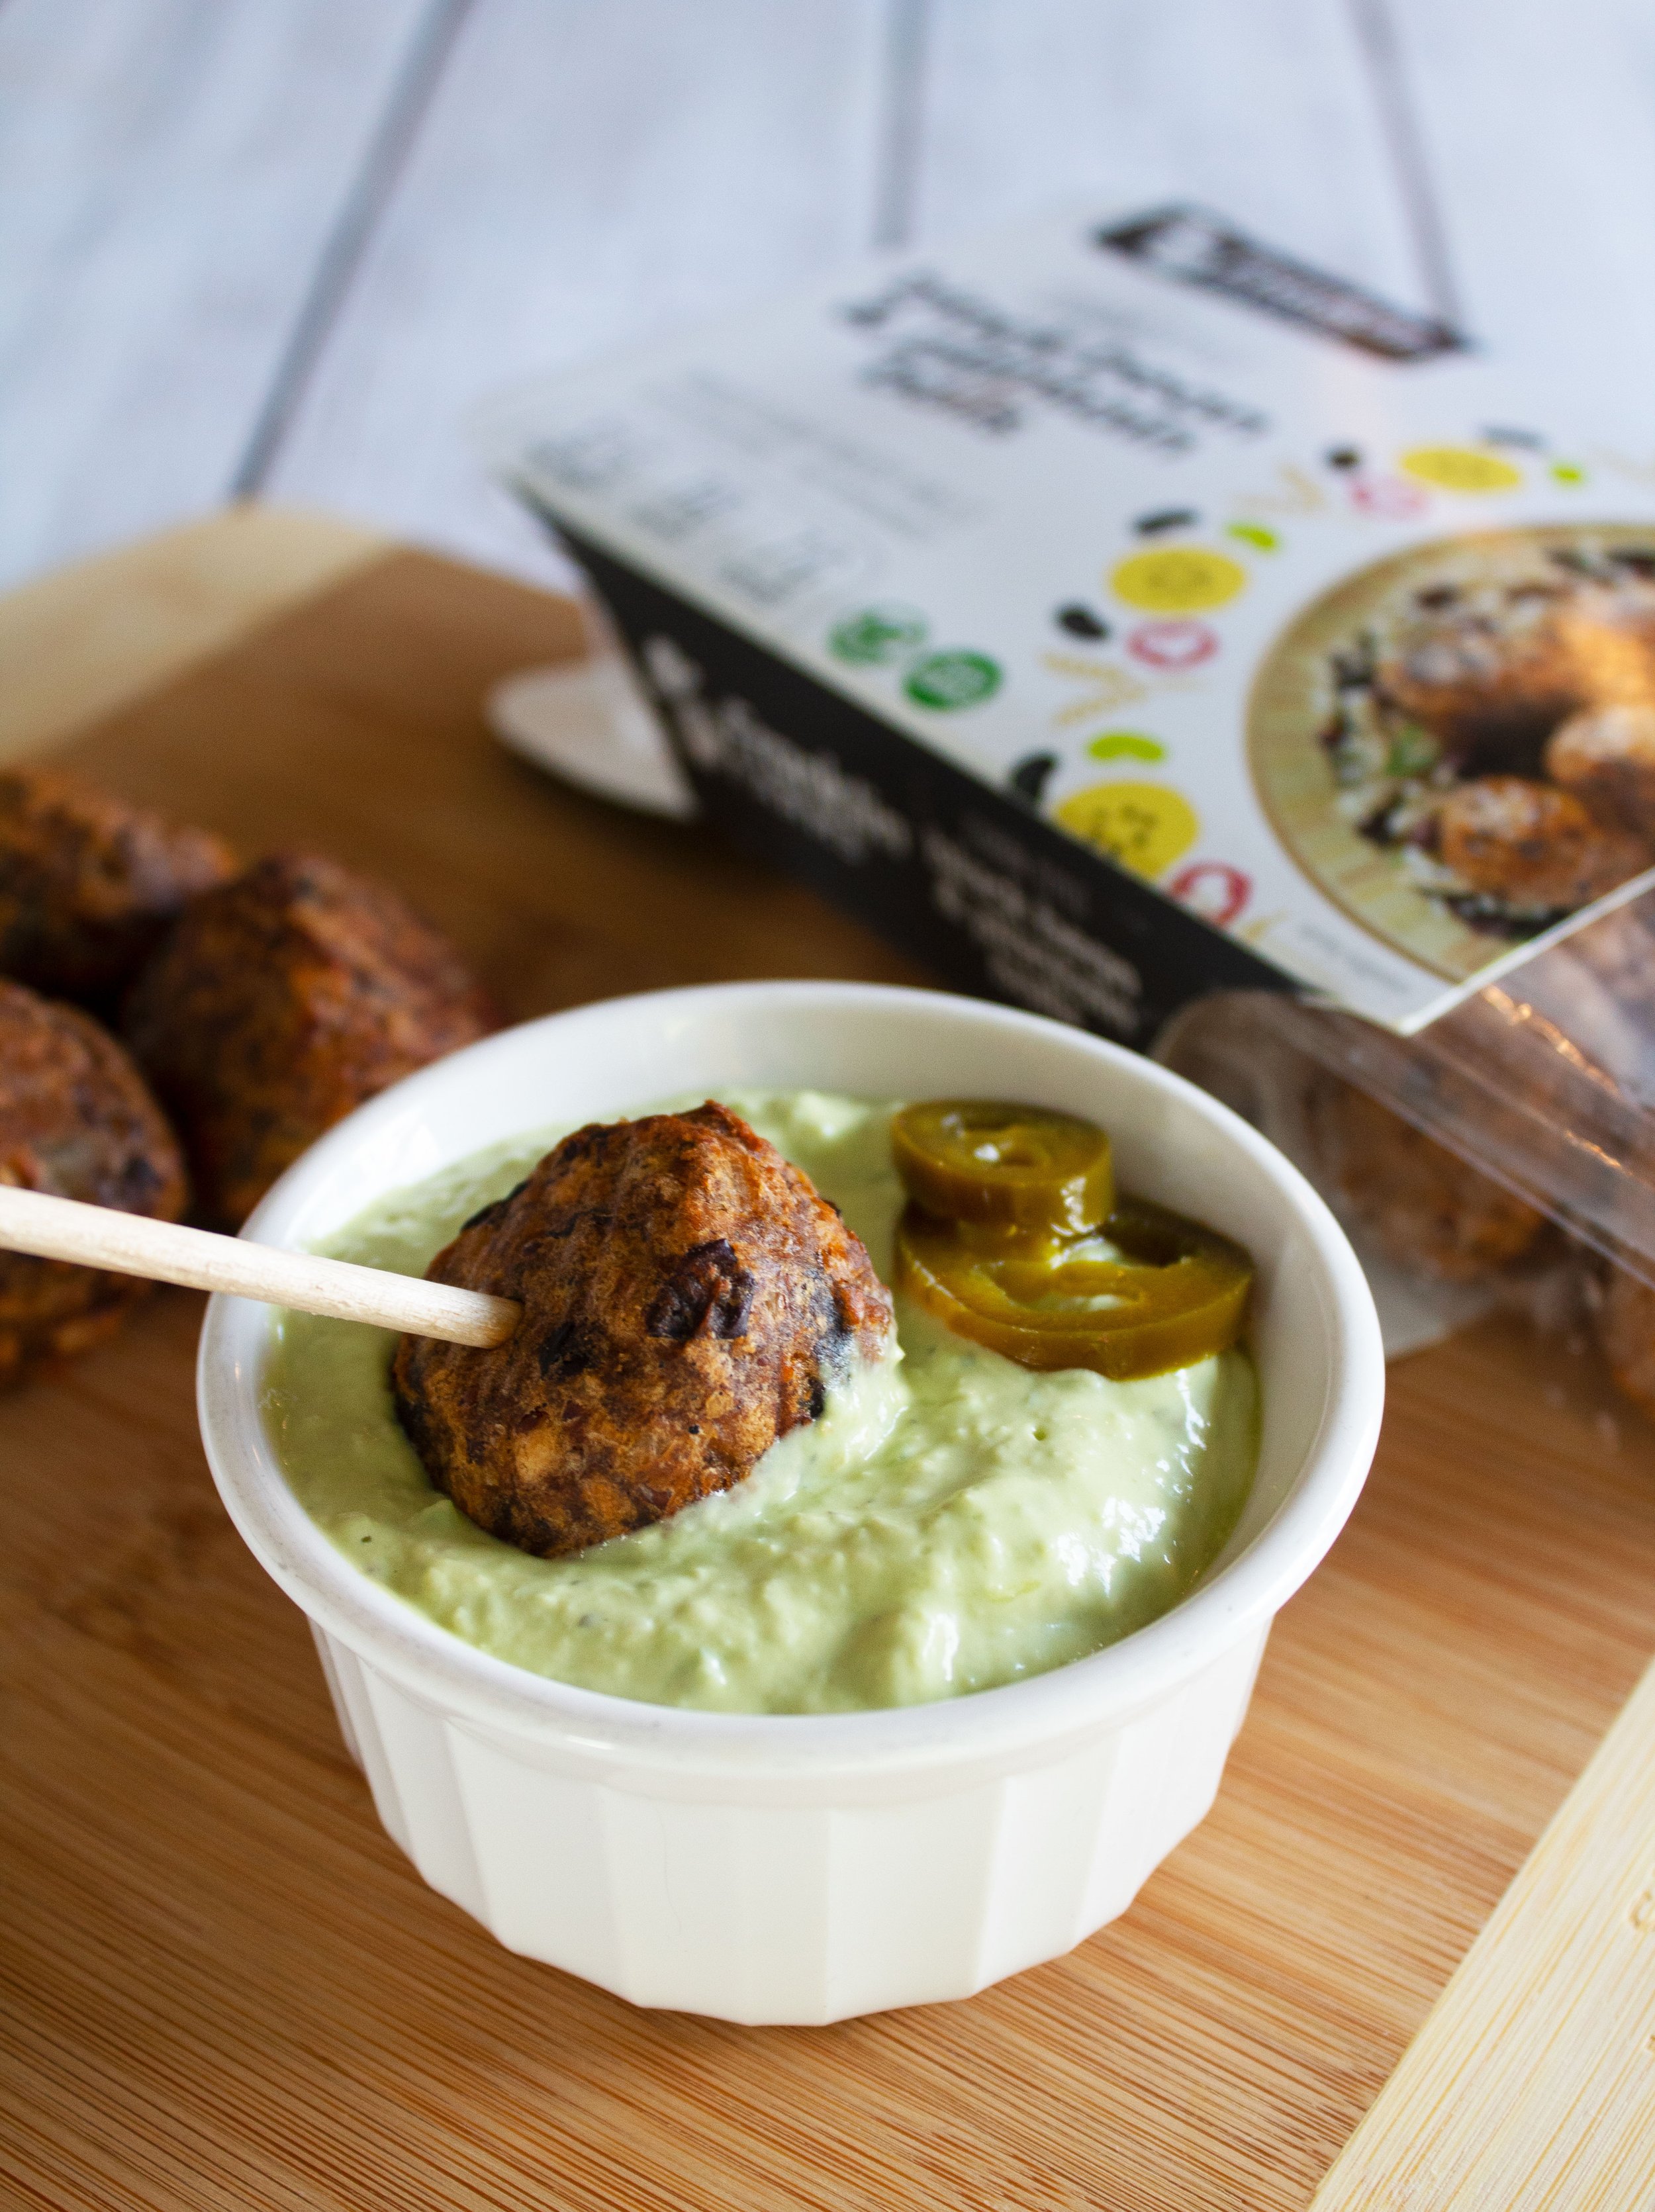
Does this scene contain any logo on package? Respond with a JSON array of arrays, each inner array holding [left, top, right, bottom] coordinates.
[[1097, 205, 1463, 363]]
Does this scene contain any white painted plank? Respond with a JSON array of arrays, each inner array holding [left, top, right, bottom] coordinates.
[[0, 0, 426, 590], [912, 0, 1427, 309], [266, 0, 892, 586], [1387, 0, 1655, 418]]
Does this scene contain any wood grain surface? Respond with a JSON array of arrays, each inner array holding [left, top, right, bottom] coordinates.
[[1313, 1649, 1655, 2209], [3, 530, 1655, 2210], [0, 506, 384, 762]]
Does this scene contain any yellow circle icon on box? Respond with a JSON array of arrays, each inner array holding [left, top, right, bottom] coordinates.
[[1055, 782, 1200, 879], [1109, 547, 1247, 614], [1399, 445, 1523, 494]]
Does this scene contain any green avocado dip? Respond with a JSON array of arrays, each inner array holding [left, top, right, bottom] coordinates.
[[263, 1089, 1258, 1714]]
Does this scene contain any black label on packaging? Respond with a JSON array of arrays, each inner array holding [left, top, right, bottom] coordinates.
[[1097, 205, 1464, 363], [550, 522, 1292, 1050]]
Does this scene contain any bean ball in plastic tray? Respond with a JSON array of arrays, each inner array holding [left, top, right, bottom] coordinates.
[[1157, 897, 1655, 1418]]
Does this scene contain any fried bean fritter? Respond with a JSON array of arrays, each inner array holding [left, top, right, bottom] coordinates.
[[1377, 588, 1582, 762], [392, 1102, 896, 1559], [1376, 578, 1655, 767], [1594, 1267, 1655, 1423], [123, 852, 498, 1228], [0, 766, 236, 1006], [0, 978, 187, 1385], [1435, 776, 1648, 910], [1544, 703, 1655, 841], [1305, 1076, 1546, 1283]]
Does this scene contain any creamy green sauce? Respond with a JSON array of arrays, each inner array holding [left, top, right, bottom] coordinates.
[[264, 1090, 1257, 1714]]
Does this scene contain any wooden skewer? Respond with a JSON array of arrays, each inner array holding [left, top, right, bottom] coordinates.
[[0, 1184, 521, 1349]]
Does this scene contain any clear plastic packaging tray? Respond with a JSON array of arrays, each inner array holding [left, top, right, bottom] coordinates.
[[1240, 882, 1655, 1288]]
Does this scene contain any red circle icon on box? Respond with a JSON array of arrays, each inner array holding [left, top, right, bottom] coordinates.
[[1126, 619, 1219, 670], [1350, 473, 1429, 519], [1168, 860, 1251, 927]]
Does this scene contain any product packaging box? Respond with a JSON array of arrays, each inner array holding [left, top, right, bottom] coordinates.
[[481, 202, 1655, 1049], [480, 204, 1655, 1283]]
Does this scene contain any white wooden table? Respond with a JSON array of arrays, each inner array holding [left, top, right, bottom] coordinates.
[[5, 0, 1654, 598]]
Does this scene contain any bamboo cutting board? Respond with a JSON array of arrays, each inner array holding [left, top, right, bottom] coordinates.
[[3, 510, 1654, 2212]]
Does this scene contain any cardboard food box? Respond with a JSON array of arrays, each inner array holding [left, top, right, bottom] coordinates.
[[480, 203, 1655, 1057]]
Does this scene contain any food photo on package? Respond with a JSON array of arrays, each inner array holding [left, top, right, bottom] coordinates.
[[479, 200, 1655, 1399]]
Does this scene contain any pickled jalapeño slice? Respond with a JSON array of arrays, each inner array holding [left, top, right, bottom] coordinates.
[[896, 1195, 1253, 1381], [890, 1100, 1115, 1237]]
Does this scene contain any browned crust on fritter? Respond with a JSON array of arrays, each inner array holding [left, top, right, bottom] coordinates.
[[391, 1102, 895, 1559], [1544, 702, 1655, 840], [0, 766, 236, 1005], [1376, 578, 1655, 760], [123, 851, 499, 1228], [1378, 598, 1584, 757], [1433, 775, 1650, 909], [0, 978, 187, 1386], [1305, 1076, 1546, 1284]]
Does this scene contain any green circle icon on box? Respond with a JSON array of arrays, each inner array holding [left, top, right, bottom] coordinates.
[[905, 651, 1002, 710], [829, 604, 929, 665]]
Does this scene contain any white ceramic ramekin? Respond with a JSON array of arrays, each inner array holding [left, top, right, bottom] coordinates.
[[199, 982, 1384, 2025]]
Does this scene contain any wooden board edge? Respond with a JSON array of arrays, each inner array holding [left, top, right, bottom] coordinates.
[[0, 504, 390, 760], [9, 517, 1652, 2206], [1311, 1651, 1655, 2208]]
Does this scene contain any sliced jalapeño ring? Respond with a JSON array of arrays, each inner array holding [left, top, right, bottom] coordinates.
[[895, 1195, 1253, 1381], [890, 1099, 1115, 1237]]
